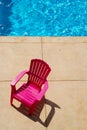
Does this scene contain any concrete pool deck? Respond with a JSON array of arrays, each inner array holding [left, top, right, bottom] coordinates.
[[0, 37, 87, 130]]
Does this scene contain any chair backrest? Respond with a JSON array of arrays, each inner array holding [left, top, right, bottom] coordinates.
[[28, 59, 51, 87]]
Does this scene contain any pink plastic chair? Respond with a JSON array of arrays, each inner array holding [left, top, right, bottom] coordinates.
[[10, 59, 51, 115]]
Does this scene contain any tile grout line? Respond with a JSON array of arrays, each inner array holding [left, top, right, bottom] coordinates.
[[41, 37, 47, 129], [0, 80, 26, 82], [0, 42, 41, 44], [0, 42, 87, 44], [48, 80, 87, 82], [41, 37, 43, 60], [44, 98, 47, 129], [1, 80, 87, 82]]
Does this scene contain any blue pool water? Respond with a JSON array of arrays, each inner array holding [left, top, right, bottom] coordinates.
[[0, 0, 87, 36]]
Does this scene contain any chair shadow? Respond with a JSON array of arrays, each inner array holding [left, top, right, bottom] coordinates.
[[12, 97, 61, 127]]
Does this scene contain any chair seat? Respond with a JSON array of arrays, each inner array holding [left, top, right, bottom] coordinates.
[[13, 83, 40, 106]]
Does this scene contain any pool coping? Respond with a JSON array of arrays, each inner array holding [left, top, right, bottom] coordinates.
[[0, 36, 87, 43]]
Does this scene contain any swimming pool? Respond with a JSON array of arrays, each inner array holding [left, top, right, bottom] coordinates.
[[0, 0, 87, 36]]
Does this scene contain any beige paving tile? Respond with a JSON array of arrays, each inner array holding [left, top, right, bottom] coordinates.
[[45, 81, 87, 130], [42, 37, 87, 43], [43, 43, 87, 80], [0, 43, 42, 80], [0, 82, 46, 130], [0, 37, 41, 43]]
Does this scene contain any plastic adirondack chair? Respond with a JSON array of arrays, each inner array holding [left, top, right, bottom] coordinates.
[[10, 59, 51, 115]]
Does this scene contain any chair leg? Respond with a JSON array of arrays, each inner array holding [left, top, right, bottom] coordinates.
[[29, 103, 37, 116], [10, 86, 15, 106], [29, 107, 34, 116], [29, 102, 38, 116]]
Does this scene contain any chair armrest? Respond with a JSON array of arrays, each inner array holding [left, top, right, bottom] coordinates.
[[36, 81, 48, 101], [10, 70, 28, 86]]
